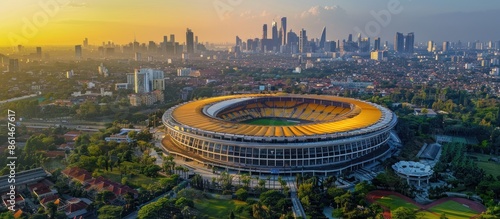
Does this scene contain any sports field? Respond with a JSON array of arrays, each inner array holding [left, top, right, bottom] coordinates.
[[242, 118, 299, 126], [367, 191, 485, 219]]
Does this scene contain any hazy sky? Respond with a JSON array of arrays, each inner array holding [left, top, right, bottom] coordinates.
[[1, 0, 499, 47]]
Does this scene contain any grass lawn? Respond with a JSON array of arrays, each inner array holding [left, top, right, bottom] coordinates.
[[375, 195, 419, 211], [470, 153, 500, 178], [194, 198, 250, 219], [43, 158, 66, 172], [428, 201, 478, 219], [97, 162, 166, 189], [242, 118, 299, 126]]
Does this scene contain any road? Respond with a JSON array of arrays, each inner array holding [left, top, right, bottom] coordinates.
[[19, 120, 106, 131], [288, 180, 307, 218]]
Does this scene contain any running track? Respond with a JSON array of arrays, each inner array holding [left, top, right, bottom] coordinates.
[[366, 190, 487, 219]]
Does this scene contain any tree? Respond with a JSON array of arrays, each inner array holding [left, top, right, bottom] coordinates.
[[229, 210, 235, 219], [260, 190, 285, 207], [235, 188, 249, 201], [46, 202, 57, 219], [392, 207, 417, 219], [0, 212, 15, 219], [191, 174, 204, 190], [175, 197, 194, 208], [98, 205, 123, 219]]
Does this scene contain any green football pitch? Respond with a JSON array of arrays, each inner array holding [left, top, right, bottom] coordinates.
[[242, 118, 299, 126]]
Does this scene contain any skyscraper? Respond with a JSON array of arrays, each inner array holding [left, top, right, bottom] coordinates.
[[319, 27, 326, 49], [83, 38, 88, 47], [272, 20, 278, 43], [170, 34, 175, 43], [427, 41, 434, 52], [8, 59, 19, 72], [262, 24, 268, 40], [374, 37, 381, 51], [299, 29, 307, 53], [281, 17, 287, 45], [36, 47, 42, 58], [134, 68, 165, 93], [394, 32, 405, 53], [75, 45, 82, 59], [404, 32, 414, 53], [186, 28, 194, 54], [442, 41, 450, 52], [135, 52, 142, 61]]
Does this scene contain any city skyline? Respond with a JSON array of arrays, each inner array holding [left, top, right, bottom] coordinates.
[[1, 0, 500, 47]]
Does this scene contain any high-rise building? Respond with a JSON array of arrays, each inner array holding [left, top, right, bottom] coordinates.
[[299, 29, 307, 53], [186, 28, 194, 54], [374, 37, 381, 51], [348, 34, 353, 42], [324, 41, 336, 52], [8, 59, 19, 72], [427, 41, 434, 52], [272, 20, 278, 44], [236, 36, 242, 46], [442, 41, 450, 52], [319, 27, 326, 49], [75, 45, 82, 59], [394, 32, 405, 53], [262, 24, 268, 40], [148, 41, 157, 52], [404, 32, 414, 53], [135, 52, 142, 61], [134, 68, 165, 93], [170, 34, 175, 43], [36, 47, 42, 58], [281, 17, 287, 45], [359, 37, 371, 52], [287, 30, 298, 53], [83, 38, 88, 47]]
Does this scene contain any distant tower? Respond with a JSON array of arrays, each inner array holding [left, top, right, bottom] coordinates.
[[186, 28, 194, 54], [299, 29, 307, 53], [262, 24, 268, 40], [36, 47, 42, 58], [8, 59, 19, 72], [427, 41, 434, 52], [404, 32, 414, 53], [281, 17, 287, 45], [374, 37, 381, 51], [319, 27, 326, 49], [135, 52, 142, 61], [442, 41, 450, 52], [394, 32, 404, 52], [75, 45, 82, 59], [272, 20, 278, 43], [83, 38, 88, 47], [170, 34, 175, 43]]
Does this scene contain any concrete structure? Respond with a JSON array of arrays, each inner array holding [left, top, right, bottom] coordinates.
[[134, 68, 165, 93], [392, 161, 433, 187], [162, 94, 397, 175]]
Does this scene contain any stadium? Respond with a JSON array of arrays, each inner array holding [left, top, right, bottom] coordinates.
[[161, 94, 397, 175]]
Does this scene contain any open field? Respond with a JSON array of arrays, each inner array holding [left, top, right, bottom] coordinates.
[[242, 118, 299, 126], [367, 190, 485, 219], [194, 198, 249, 219], [428, 201, 478, 219], [375, 195, 420, 211], [469, 153, 500, 178]]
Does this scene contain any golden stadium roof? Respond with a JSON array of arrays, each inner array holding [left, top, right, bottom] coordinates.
[[170, 94, 386, 138]]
